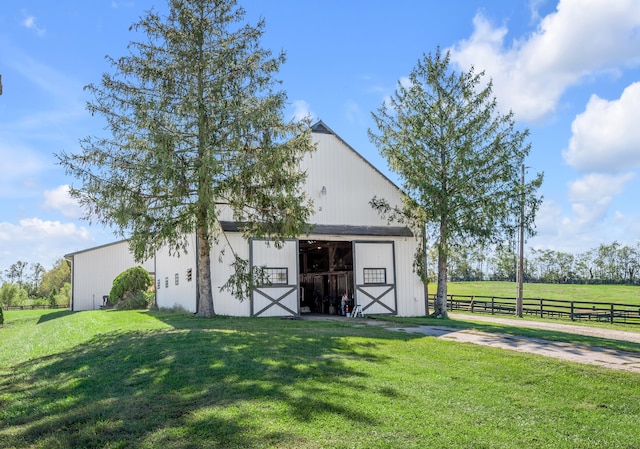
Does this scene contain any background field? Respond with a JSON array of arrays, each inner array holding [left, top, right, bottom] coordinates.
[[1, 309, 639, 449], [444, 281, 640, 305]]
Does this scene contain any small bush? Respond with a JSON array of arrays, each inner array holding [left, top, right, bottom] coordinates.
[[160, 304, 190, 314], [109, 266, 152, 305], [114, 291, 149, 310], [145, 290, 158, 310]]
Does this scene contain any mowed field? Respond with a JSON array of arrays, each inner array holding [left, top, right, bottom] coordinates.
[[446, 281, 640, 305], [0, 309, 639, 449]]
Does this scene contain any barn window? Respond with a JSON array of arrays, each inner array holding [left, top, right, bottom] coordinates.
[[262, 267, 288, 286], [157, 279, 161, 290], [186, 268, 193, 282], [165, 277, 169, 288], [363, 268, 386, 284], [175, 273, 179, 286]]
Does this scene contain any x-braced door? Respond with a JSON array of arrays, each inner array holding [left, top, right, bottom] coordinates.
[[250, 239, 299, 317], [353, 241, 397, 315]]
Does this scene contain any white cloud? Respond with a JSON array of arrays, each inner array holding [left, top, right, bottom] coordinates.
[[529, 173, 636, 252], [111, 1, 135, 8], [449, 0, 640, 121], [43, 185, 85, 219], [21, 13, 46, 36], [613, 210, 625, 223], [528, 0, 547, 23], [566, 172, 635, 230], [382, 95, 393, 112], [398, 77, 413, 90], [0, 218, 89, 243], [9, 55, 86, 107], [531, 199, 564, 236], [290, 100, 314, 122], [563, 82, 640, 172], [0, 218, 93, 270], [0, 141, 47, 200], [345, 100, 365, 126]]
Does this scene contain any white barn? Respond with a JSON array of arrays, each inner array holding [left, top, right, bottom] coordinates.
[[67, 122, 427, 316], [65, 240, 155, 311]]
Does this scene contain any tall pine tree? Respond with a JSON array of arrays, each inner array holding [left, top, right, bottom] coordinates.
[[369, 49, 543, 318], [57, 0, 315, 317]]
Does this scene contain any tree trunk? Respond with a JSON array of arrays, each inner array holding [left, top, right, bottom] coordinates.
[[434, 224, 449, 318], [196, 224, 215, 317], [433, 201, 449, 319], [434, 250, 449, 318]]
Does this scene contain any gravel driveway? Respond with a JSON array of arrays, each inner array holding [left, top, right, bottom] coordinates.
[[387, 313, 640, 373], [450, 312, 640, 343]]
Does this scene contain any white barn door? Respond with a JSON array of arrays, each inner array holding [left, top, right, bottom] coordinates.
[[353, 241, 397, 315], [250, 239, 299, 317]]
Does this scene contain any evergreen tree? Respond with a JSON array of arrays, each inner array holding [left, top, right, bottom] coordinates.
[[369, 49, 543, 318], [57, 0, 314, 317]]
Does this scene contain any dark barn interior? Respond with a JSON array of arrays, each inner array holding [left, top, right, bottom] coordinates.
[[299, 240, 353, 314]]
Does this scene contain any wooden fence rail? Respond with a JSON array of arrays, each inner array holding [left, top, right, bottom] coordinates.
[[3, 304, 68, 311], [428, 294, 640, 325]]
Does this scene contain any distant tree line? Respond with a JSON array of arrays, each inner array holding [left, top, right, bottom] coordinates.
[[435, 241, 640, 285], [0, 258, 71, 308]]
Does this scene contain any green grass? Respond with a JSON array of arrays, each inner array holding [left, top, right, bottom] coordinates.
[[1, 309, 640, 448], [446, 281, 640, 304]]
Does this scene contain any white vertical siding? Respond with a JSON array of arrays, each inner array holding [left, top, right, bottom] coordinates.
[[211, 233, 251, 316], [154, 232, 253, 316], [393, 237, 427, 317], [302, 132, 404, 227], [353, 241, 396, 284], [155, 234, 198, 313], [70, 241, 154, 311]]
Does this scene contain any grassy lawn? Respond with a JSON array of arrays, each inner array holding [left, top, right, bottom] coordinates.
[[1, 309, 639, 448], [446, 281, 640, 305]]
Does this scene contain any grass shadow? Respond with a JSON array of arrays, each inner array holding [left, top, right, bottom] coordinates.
[[0, 313, 422, 448], [36, 309, 76, 324]]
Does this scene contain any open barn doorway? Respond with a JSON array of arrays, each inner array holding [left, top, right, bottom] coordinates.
[[299, 240, 354, 314]]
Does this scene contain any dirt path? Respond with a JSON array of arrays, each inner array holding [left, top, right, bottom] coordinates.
[[386, 314, 640, 373], [450, 312, 640, 343], [302, 313, 640, 372]]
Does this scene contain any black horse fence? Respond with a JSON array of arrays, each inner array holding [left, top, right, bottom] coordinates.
[[428, 294, 640, 325]]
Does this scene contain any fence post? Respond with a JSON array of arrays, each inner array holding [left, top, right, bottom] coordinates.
[[540, 298, 543, 318], [570, 301, 574, 321], [610, 304, 614, 324], [491, 297, 495, 315]]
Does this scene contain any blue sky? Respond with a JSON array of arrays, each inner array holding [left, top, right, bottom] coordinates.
[[1, 0, 640, 274]]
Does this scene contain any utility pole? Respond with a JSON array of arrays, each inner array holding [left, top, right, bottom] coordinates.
[[423, 225, 429, 315], [0, 74, 3, 96], [516, 164, 525, 317]]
